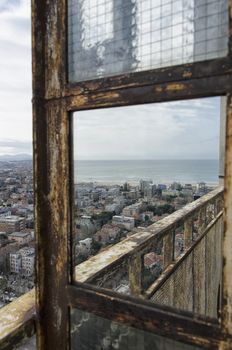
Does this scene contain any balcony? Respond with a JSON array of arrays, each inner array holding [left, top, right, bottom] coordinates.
[[0, 186, 223, 349]]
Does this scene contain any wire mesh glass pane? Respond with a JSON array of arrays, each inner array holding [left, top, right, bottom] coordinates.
[[68, 0, 229, 82]]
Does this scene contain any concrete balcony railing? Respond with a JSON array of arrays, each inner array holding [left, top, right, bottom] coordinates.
[[75, 186, 223, 299], [0, 186, 224, 349]]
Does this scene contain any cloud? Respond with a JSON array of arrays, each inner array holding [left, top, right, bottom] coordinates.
[[74, 97, 221, 160], [0, 0, 32, 146], [0, 1, 21, 13], [0, 139, 32, 155]]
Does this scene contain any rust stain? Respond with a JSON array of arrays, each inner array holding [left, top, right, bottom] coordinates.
[[93, 91, 120, 101], [182, 71, 192, 79], [155, 86, 163, 93], [71, 95, 88, 105], [223, 95, 232, 335], [166, 83, 185, 91]]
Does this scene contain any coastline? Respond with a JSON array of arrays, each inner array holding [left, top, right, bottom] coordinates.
[[74, 159, 219, 186], [75, 180, 219, 188]]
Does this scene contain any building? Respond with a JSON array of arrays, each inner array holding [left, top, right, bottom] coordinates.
[[105, 203, 121, 214], [170, 182, 182, 191], [75, 238, 92, 257], [10, 247, 35, 276], [196, 182, 207, 194], [157, 184, 167, 190], [112, 215, 135, 230], [122, 202, 143, 218], [8, 232, 32, 245], [9, 253, 22, 274], [139, 180, 152, 194], [94, 224, 121, 245], [20, 247, 35, 276], [0, 216, 26, 233], [141, 211, 153, 222]]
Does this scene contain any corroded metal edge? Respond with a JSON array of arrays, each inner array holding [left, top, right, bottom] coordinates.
[[223, 94, 232, 337], [67, 283, 227, 350], [0, 290, 36, 349]]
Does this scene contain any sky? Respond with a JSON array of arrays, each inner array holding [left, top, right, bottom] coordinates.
[[0, 0, 32, 156], [0, 0, 221, 159], [74, 98, 220, 160]]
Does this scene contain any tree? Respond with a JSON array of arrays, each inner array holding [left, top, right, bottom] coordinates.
[[91, 239, 102, 254]]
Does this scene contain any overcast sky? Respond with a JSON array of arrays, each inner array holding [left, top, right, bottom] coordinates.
[[0, 0, 32, 156], [74, 98, 220, 160], [0, 0, 220, 159]]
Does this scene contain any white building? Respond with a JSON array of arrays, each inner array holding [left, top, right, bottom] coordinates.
[[76, 238, 92, 257], [197, 182, 207, 193], [10, 247, 35, 276], [112, 215, 135, 230], [21, 255, 35, 276], [105, 203, 121, 214], [10, 253, 22, 274], [122, 202, 143, 218]]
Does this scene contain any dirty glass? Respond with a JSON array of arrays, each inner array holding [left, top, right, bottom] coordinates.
[[72, 97, 223, 321], [70, 309, 201, 350], [68, 0, 228, 82], [16, 336, 36, 350]]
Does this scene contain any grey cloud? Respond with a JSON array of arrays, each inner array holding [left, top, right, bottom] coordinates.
[[74, 98, 220, 160], [0, 0, 21, 13], [0, 140, 32, 154]]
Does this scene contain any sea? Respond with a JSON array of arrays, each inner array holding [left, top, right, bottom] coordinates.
[[74, 159, 219, 185]]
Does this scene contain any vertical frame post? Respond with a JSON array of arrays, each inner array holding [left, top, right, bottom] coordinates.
[[223, 94, 232, 341], [184, 218, 193, 249], [129, 254, 142, 297], [163, 231, 174, 269], [32, 0, 70, 349]]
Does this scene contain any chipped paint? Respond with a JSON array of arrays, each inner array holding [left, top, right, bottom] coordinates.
[[183, 71, 193, 79], [155, 86, 163, 93], [166, 83, 185, 91], [223, 95, 232, 337], [0, 290, 35, 345]]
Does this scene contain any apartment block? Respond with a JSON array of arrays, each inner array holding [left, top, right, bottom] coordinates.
[[10, 247, 35, 276], [8, 232, 32, 245], [0, 216, 26, 233]]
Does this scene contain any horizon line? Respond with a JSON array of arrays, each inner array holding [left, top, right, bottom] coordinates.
[[75, 158, 219, 161]]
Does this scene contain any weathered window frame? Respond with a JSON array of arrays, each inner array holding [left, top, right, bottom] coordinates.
[[31, 0, 232, 349]]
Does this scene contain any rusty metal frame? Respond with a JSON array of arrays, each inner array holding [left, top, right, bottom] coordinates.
[[30, 0, 232, 350], [67, 283, 226, 350]]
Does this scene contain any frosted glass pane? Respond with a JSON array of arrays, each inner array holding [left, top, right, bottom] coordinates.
[[71, 309, 201, 350], [68, 0, 229, 82]]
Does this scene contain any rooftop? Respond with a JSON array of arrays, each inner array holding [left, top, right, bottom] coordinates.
[[8, 232, 31, 238]]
